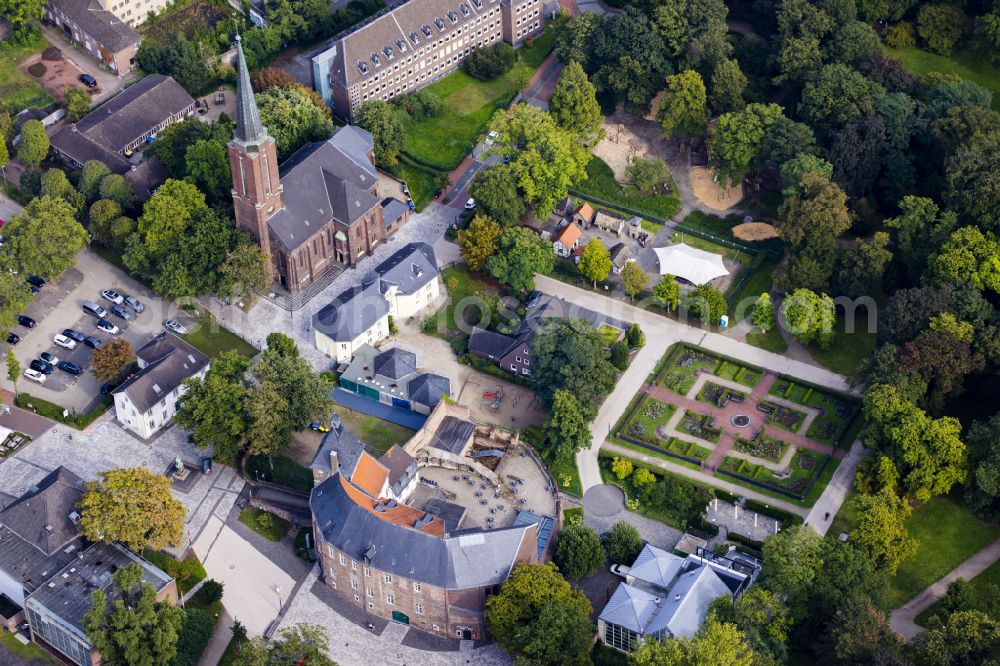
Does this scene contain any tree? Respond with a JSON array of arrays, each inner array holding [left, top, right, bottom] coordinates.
[[797, 64, 885, 134], [5, 196, 89, 279], [485, 563, 593, 666], [548, 60, 603, 144], [629, 617, 758, 666], [244, 379, 291, 464], [885, 196, 957, 281], [486, 226, 554, 294], [173, 608, 214, 666], [752, 293, 775, 332], [16, 119, 48, 169], [776, 173, 852, 250], [6, 348, 20, 397], [99, 174, 137, 210], [40, 168, 85, 213], [612, 457, 633, 481], [709, 103, 784, 185], [653, 275, 681, 311], [463, 43, 517, 80], [78, 160, 112, 204], [590, 9, 671, 113], [489, 103, 590, 215], [63, 86, 91, 122], [0, 0, 44, 27], [175, 351, 251, 464], [128, 179, 207, 264], [256, 86, 334, 160], [710, 59, 748, 115], [828, 115, 888, 196], [917, 4, 967, 55], [79, 467, 186, 552], [659, 70, 709, 141], [756, 118, 818, 171], [136, 38, 211, 95], [83, 563, 184, 666], [252, 340, 335, 431], [913, 610, 1000, 665], [927, 226, 1000, 295], [621, 261, 648, 301], [779, 151, 832, 194], [544, 390, 592, 461], [626, 323, 645, 348], [946, 131, 1000, 231], [710, 587, 790, 663], [633, 468, 655, 488], [760, 524, 824, 605], [781, 289, 835, 349], [626, 158, 671, 196], [897, 328, 983, 413], [826, 21, 883, 67], [468, 164, 525, 226], [89, 200, 123, 245], [554, 525, 605, 579], [577, 238, 612, 287], [849, 489, 917, 574], [686, 284, 727, 323], [457, 215, 502, 272], [965, 415, 1000, 517], [806, 538, 889, 631], [91, 338, 135, 382], [184, 139, 232, 204], [231, 623, 337, 666], [833, 231, 892, 299], [219, 242, 272, 301], [146, 118, 231, 180], [551, 10, 603, 68], [531, 318, 619, 415], [354, 100, 406, 168], [604, 521, 643, 564], [824, 596, 902, 664]]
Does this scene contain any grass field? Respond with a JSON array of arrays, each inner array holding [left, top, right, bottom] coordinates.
[[890, 47, 1000, 111], [680, 211, 785, 258], [247, 454, 313, 493], [885, 495, 1000, 608], [239, 506, 291, 541], [141, 549, 207, 594], [746, 327, 788, 353], [575, 156, 682, 220], [0, 628, 54, 664], [336, 406, 415, 456], [388, 157, 439, 212], [183, 310, 257, 359], [728, 259, 776, 314], [0, 37, 55, 115], [916, 558, 1000, 626], [807, 314, 876, 376], [439, 264, 506, 333], [140, 0, 230, 46], [402, 31, 553, 170]]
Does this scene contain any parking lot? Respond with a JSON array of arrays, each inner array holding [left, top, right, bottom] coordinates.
[[3, 249, 186, 412]]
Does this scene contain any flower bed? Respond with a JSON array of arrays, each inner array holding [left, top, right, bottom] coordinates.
[[677, 411, 721, 444], [733, 434, 788, 463]]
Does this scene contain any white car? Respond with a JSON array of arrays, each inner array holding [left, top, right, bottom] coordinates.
[[164, 319, 188, 335], [464, 198, 476, 210], [485, 130, 498, 146], [610, 564, 630, 578], [23, 368, 46, 384], [100, 289, 124, 305], [53, 334, 77, 350], [96, 319, 120, 335]]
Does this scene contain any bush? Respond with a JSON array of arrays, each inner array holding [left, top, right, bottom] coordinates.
[[610, 340, 629, 370], [626, 323, 645, 348], [464, 43, 517, 80], [198, 579, 224, 605], [884, 21, 917, 48], [554, 525, 606, 579], [395, 89, 444, 119], [604, 521, 643, 564], [171, 608, 214, 666]]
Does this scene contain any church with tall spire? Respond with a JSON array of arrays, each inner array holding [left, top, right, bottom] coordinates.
[[227, 36, 410, 295]]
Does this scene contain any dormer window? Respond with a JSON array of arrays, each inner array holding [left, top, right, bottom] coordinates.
[[434, 17, 445, 30], [459, 3, 470, 16], [421, 24, 432, 38], [446, 10, 458, 23], [409, 31, 420, 44], [371, 53, 381, 66], [396, 39, 407, 52], [357, 60, 369, 75], [472, 0, 482, 8], [383, 45, 394, 59]]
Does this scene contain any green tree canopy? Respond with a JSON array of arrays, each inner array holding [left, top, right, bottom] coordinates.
[[760, 524, 824, 613], [4, 195, 89, 279], [849, 489, 917, 574], [884, 195, 958, 281], [917, 3, 967, 55], [686, 283, 727, 323], [621, 261, 649, 300], [468, 164, 525, 226], [604, 520, 644, 564], [709, 103, 784, 185], [554, 524, 605, 579], [577, 237, 612, 287], [531, 318, 619, 416], [629, 617, 758, 666], [185, 138, 232, 204], [797, 64, 885, 134], [257, 85, 335, 160], [79, 160, 113, 204], [355, 100, 406, 167], [219, 242, 272, 302], [927, 226, 1000, 295], [486, 226, 554, 294], [544, 389, 592, 460], [752, 293, 775, 332], [458, 215, 502, 272], [549, 60, 603, 144], [231, 623, 338, 666], [709, 59, 748, 115], [779, 153, 833, 197], [945, 131, 1000, 231], [16, 119, 48, 168], [781, 288, 835, 349], [175, 351, 252, 464], [659, 70, 709, 141], [63, 86, 92, 122], [653, 275, 681, 311], [79, 467, 187, 552]]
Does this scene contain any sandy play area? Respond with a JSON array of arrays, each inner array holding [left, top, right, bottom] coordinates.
[[21, 52, 92, 102], [732, 221, 779, 241], [593, 121, 650, 182], [690, 166, 743, 211]]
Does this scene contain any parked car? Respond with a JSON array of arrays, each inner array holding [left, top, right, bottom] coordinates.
[[26, 275, 45, 288], [62, 328, 86, 342], [309, 421, 331, 433], [6, 333, 19, 345], [54, 334, 77, 350], [23, 368, 46, 384], [83, 336, 103, 349], [610, 564, 630, 577], [39, 352, 59, 365], [163, 319, 187, 335], [201, 457, 213, 474], [29, 359, 53, 374], [485, 130, 498, 146], [17, 315, 35, 328], [82, 300, 108, 318], [123, 295, 144, 313], [525, 290, 542, 309], [57, 361, 83, 375], [100, 381, 113, 395], [464, 198, 476, 210], [110, 305, 131, 321], [96, 319, 119, 335], [78, 73, 97, 88], [100, 289, 124, 305]]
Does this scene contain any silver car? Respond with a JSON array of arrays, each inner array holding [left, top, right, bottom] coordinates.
[[123, 295, 145, 313], [164, 319, 187, 335]]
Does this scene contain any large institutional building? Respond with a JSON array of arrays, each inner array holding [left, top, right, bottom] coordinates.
[[228, 37, 410, 294], [311, 0, 544, 120]]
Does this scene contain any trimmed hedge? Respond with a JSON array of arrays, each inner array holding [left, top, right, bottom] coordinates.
[[171, 608, 214, 666]]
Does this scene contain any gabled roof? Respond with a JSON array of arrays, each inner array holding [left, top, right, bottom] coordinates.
[[352, 453, 389, 497], [467, 327, 518, 361], [610, 242, 631, 267], [113, 333, 209, 414], [48, 0, 140, 52], [553, 222, 581, 248], [629, 543, 684, 589], [646, 565, 731, 639], [0, 467, 85, 556], [599, 582, 662, 633], [379, 445, 418, 497], [375, 242, 437, 295], [572, 203, 595, 223], [310, 424, 366, 477]]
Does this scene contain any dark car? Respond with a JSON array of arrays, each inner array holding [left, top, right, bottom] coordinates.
[[39, 352, 59, 365], [29, 359, 53, 374], [83, 336, 103, 349], [525, 290, 542, 309], [17, 315, 35, 328], [26, 275, 45, 288], [6, 333, 19, 345], [78, 74, 98, 88], [57, 361, 83, 375], [109, 305, 131, 321], [100, 381, 113, 395], [201, 457, 212, 474], [62, 328, 86, 342]]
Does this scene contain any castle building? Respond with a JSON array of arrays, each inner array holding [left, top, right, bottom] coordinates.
[[228, 36, 409, 295]]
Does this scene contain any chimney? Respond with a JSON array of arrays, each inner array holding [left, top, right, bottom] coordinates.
[[329, 450, 339, 472]]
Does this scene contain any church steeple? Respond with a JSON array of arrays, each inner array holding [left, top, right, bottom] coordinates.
[[233, 34, 265, 145]]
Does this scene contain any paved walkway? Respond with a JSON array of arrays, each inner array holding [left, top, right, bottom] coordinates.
[[582, 484, 683, 550], [197, 608, 233, 666], [891, 538, 1000, 641]]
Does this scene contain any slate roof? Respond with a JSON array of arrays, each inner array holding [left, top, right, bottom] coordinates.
[[379, 445, 418, 497], [374, 347, 418, 380], [422, 497, 466, 532], [408, 373, 451, 409], [233, 35, 265, 145], [311, 473, 536, 589], [467, 327, 518, 361], [311, 424, 367, 477], [521, 293, 630, 336], [610, 242, 631, 268], [599, 582, 661, 633], [629, 544, 684, 589], [430, 416, 476, 454], [646, 566, 731, 639], [113, 333, 209, 414], [0, 467, 86, 556], [381, 198, 409, 227], [313, 242, 437, 340], [48, 0, 140, 53]]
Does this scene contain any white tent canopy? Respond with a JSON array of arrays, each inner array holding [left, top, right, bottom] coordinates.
[[653, 243, 729, 285]]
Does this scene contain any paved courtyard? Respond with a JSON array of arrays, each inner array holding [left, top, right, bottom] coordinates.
[[705, 498, 781, 542], [582, 484, 683, 551]]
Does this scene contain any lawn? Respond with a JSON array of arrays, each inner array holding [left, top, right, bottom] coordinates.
[[0, 36, 55, 116], [388, 156, 439, 212], [142, 549, 206, 594], [679, 211, 785, 258], [246, 454, 313, 493], [807, 314, 876, 376], [15, 393, 111, 430], [439, 264, 506, 333], [885, 495, 1000, 608], [575, 156, 682, 220], [403, 31, 554, 170], [746, 327, 788, 353], [598, 324, 622, 347], [916, 558, 1000, 627], [182, 309, 258, 359], [890, 46, 1000, 111], [336, 406, 415, 456], [238, 506, 291, 542], [0, 628, 55, 664], [728, 259, 776, 314], [564, 506, 584, 525], [622, 395, 676, 443]]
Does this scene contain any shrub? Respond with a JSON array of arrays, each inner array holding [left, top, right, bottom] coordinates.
[[610, 340, 629, 369], [884, 21, 916, 48], [172, 608, 213, 666], [464, 43, 517, 80], [395, 89, 444, 119], [625, 323, 645, 348], [554, 525, 605, 579], [257, 513, 273, 530], [604, 521, 643, 563], [420, 315, 438, 334], [612, 457, 633, 481], [198, 579, 224, 604]]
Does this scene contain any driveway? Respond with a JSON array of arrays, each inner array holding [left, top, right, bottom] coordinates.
[[37, 23, 137, 104], [582, 484, 683, 550]]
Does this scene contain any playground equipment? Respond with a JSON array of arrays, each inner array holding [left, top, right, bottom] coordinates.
[[482, 386, 504, 411]]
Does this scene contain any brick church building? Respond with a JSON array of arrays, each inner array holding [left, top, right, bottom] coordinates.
[[228, 36, 409, 294]]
